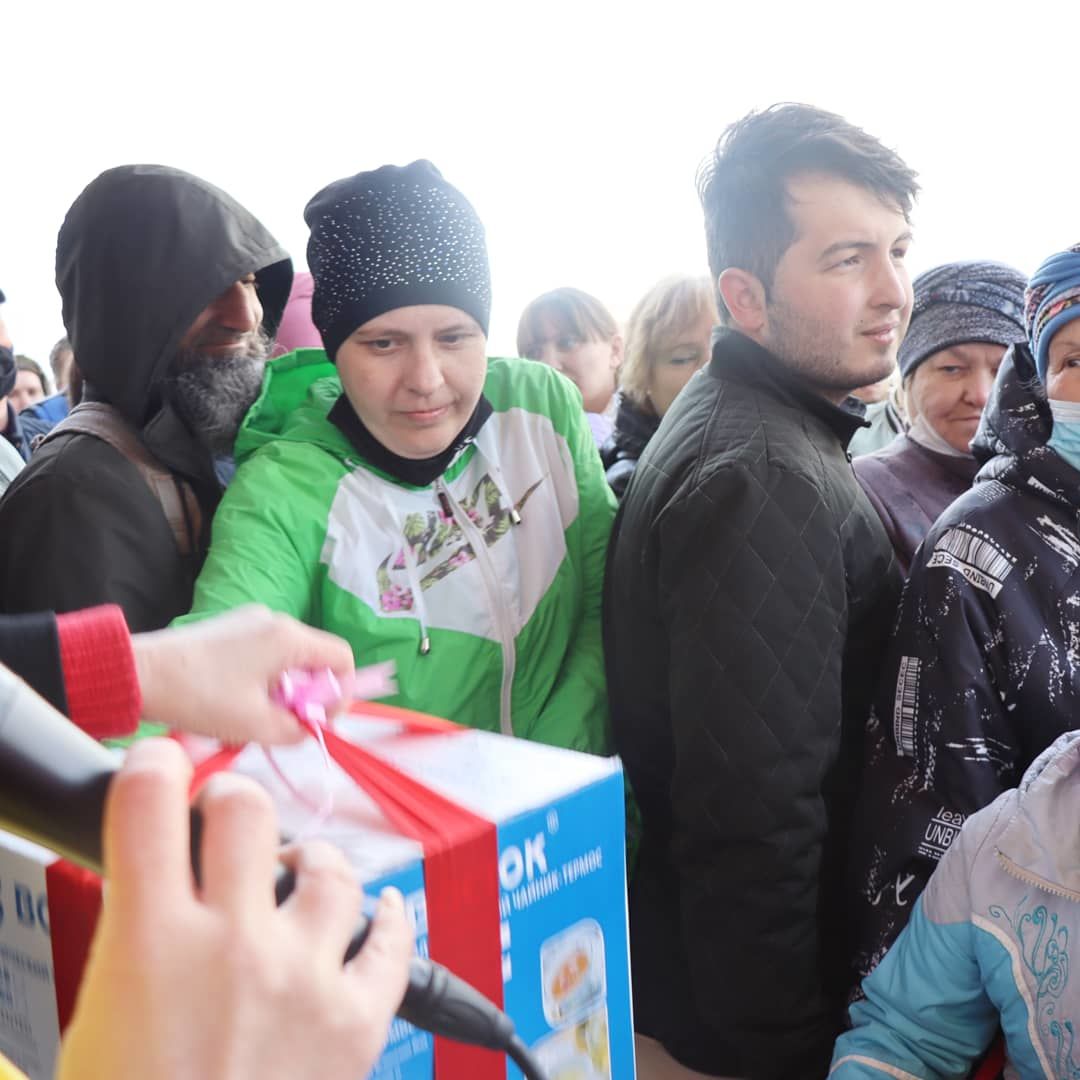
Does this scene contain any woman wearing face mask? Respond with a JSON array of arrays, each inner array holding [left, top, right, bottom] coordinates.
[[847, 243, 1080, 985], [176, 162, 615, 755], [853, 262, 1027, 573], [601, 275, 717, 500], [516, 287, 622, 445]]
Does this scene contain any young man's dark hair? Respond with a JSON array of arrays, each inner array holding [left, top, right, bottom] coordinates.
[[698, 103, 919, 320]]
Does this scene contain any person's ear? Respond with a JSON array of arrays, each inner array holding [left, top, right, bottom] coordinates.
[[609, 333, 624, 370], [717, 269, 767, 335]]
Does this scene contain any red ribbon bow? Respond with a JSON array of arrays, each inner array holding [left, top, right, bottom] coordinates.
[[190, 702, 506, 1078]]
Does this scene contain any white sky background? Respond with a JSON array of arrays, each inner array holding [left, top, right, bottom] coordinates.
[[4, 1, 1080, 369]]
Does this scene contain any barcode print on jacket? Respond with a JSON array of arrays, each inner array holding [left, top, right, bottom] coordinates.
[[926, 525, 1016, 598], [893, 655, 920, 757], [935, 527, 1014, 579]]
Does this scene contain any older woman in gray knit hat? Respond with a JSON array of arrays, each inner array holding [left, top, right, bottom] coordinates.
[[852, 260, 1027, 572]]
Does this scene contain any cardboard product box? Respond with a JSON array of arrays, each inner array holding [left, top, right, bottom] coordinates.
[[0, 834, 100, 1080], [0, 717, 635, 1080], [228, 717, 636, 1080]]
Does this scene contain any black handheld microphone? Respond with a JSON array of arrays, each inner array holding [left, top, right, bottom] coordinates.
[[0, 667, 546, 1080]]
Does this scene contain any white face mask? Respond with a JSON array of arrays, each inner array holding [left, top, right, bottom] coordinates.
[[907, 413, 971, 458], [1049, 397, 1080, 423], [1047, 398, 1080, 473]]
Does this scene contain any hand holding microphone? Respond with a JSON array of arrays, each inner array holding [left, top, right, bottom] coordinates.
[[57, 738, 413, 1080]]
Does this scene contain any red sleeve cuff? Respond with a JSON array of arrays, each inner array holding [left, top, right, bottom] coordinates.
[[56, 605, 141, 739]]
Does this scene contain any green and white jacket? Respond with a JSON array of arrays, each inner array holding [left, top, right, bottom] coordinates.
[[179, 349, 616, 754]]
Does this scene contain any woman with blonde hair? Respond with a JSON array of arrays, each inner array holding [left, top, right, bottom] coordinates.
[[603, 275, 717, 498]]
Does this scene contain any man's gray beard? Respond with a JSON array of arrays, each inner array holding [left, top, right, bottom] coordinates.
[[163, 331, 271, 457]]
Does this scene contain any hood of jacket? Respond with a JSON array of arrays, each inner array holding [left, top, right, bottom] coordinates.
[[56, 164, 292, 466], [995, 730, 1080, 897], [237, 347, 500, 490], [971, 341, 1080, 509], [235, 348, 353, 467]]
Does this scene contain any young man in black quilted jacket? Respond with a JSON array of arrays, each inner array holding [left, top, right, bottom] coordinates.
[[603, 104, 915, 1079]]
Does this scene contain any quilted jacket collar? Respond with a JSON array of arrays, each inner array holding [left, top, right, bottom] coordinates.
[[709, 328, 869, 449]]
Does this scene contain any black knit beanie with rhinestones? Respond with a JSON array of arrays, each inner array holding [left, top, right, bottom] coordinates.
[[304, 160, 492, 362]]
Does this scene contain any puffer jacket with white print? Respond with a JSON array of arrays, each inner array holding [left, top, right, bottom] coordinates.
[[850, 342, 1080, 988]]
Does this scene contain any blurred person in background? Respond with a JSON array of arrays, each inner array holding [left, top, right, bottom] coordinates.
[[0, 289, 31, 463], [517, 286, 622, 444], [20, 337, 75, 440], [602, 274, 717, 499], [846, 367, 905, 457], [11, 356, 50, 412], [853, 261, 1027, 571], [0, 288, 26, 488], [272, 271, 322, 354], [50, 336, 75, 394]]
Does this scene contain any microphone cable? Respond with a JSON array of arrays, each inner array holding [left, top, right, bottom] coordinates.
[[263, 847, 550, 1080]]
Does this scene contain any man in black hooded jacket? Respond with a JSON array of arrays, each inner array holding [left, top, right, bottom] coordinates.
[[0, 165, 291, 632], [604, 105, 914, 1078]]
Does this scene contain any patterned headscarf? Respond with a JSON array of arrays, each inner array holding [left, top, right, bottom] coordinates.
[[304, 160, 491, 363], [1025, 243, 1080, 381], [898, 261, 1027, 380]]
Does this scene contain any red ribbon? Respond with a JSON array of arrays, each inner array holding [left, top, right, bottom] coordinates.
[[190, 703, 506, 1079], [46, 860, 102, 1034]]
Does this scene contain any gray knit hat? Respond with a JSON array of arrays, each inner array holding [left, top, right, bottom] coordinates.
[[305, 160, 491, 362], [898, 261, 1027, 380]]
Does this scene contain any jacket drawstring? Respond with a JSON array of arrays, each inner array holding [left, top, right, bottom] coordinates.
[[400, 538, 432, 655]]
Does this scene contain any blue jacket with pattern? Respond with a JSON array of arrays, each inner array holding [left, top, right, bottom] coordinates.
[[835, 730, 1080, 1078]]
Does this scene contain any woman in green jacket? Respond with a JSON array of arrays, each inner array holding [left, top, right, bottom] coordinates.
[[179, 161, 615, 754]]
